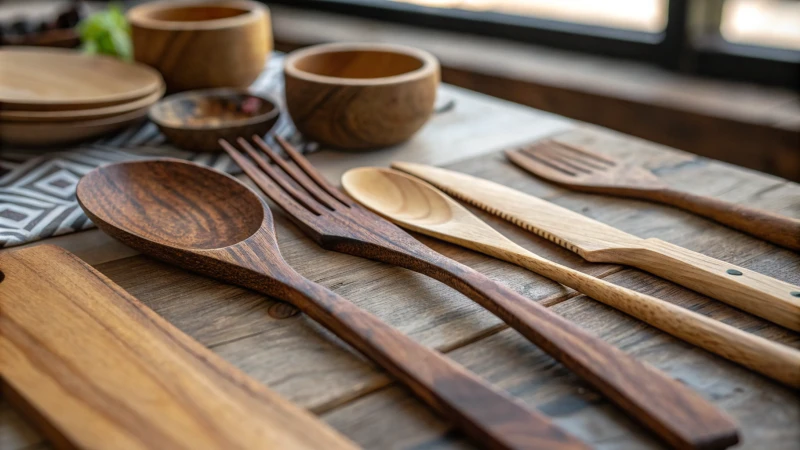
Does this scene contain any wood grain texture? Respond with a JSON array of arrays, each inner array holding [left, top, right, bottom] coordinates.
[[221, 136, 738, 449], [284, 42, 440, 149], [76, 158, 587, 450], [0, 244, 357, 450], [0, 86, 164, 123], [392, 161, 800, 332], [3, 120, 798, 449], [0, 47, 162, 110], [128, 0, 271, 92], [506, 140, 800, 251], [149, 89, 279, 151], [0, 124, 800, 450], [324, 288, 800, 449], [341, 167, 800, 387], [0, 107, 151, 147]]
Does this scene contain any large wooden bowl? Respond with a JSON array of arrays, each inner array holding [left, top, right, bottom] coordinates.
[[128, 0, 272, 92], [284, 43, 440, 150]]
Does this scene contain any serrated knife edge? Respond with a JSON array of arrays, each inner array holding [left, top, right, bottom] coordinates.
[[391, 161, 642, 258]]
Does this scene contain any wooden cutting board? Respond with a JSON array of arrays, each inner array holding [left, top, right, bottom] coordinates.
[[0, 245, 358, 450], [0, 47, 163, 111]]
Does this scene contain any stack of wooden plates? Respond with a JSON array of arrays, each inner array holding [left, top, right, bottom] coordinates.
[[0, 47, 165, 147]]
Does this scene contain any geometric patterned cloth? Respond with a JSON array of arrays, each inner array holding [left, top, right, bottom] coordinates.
[[0, 54, 315, 248]]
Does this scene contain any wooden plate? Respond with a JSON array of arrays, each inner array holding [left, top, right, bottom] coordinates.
[[0, 84, 165, 122], [0, 106, 149, 147], [0, 47, 163, 111]]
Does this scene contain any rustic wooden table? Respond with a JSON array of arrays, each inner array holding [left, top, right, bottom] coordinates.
[[1, 84, 798, 450]]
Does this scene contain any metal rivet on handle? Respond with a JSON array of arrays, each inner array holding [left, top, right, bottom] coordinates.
[[726, 269, 743, 276]]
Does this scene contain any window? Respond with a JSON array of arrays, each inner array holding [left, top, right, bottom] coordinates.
[[268, 0, 799, 87], [721, 0, 800, 50], [388, 0, 669, 33]]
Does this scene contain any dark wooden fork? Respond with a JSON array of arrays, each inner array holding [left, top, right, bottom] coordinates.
[[221, 135, 739, 450], [507, 140, 800, 251]]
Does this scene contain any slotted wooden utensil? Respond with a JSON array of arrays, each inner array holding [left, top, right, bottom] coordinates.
[[391, 161, 800, 333], [0, 244, 357, 450], [506, 140, 800, 251], [219, 135, 739, 450], [76, 158, 589, 450], [341, 166, 800, 388]]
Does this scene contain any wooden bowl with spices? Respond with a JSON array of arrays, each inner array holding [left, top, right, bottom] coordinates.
[[149, 89, 279, 151]]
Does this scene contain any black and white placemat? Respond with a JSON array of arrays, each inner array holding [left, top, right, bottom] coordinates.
[[0, 54, 313, 248]]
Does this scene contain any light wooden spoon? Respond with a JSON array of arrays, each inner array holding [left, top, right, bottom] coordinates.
[[342, 167, 800, 388]]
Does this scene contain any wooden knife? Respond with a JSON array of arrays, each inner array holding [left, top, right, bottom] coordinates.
[[392, 162, 800, 332]]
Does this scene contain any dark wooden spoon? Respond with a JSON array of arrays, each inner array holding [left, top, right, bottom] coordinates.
[[76, 158, 588, 450]]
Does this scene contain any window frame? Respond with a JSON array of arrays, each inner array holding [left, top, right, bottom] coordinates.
[[266, 0, 799, 88]]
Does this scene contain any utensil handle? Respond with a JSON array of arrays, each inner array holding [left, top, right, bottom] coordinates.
[[618, 238, 800, 332], [652, 189, 800, 251], [404, 250, 738, 450], [508, 247, 800, 387], [282, 276, 587, 450]]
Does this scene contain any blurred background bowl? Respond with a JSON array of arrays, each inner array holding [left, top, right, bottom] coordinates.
[[284, 42, 439, 151], [149, 88, 280, 151], [128, 0, 272, 92]]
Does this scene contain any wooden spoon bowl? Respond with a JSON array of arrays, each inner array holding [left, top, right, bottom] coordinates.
[[78, 159, 264, 249], [149, 89, 280, 151], [284, 42, 440, 150]]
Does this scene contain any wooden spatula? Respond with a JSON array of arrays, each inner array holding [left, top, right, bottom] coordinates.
[[506, 140, 800, 251], [0, 244, 357, 450]]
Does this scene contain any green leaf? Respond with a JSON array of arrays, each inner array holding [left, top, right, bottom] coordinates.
[[78, 3, 132, 61]]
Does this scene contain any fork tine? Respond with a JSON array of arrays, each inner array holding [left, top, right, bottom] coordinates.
[[534, 144, 597, 173], [525, 141, 608, 172], [219, 139, 322, 219], [274, 135, 353, 207], [514, 147, 580, 177], [251, 136, 337, 211], [549, 140, 617, 167], [235, 138, 325, 216]]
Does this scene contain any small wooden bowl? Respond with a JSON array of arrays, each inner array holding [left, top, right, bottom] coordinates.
[[284, 42, 440, 150], [128, 0, 272, 92], [149, 89, 280, 152]]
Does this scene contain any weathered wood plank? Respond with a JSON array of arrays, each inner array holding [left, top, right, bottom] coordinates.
[[94, 214, 607, 412], [319, 129, 800, 449], [2, 125, 797, 449], [323, 270, 800, 449]]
